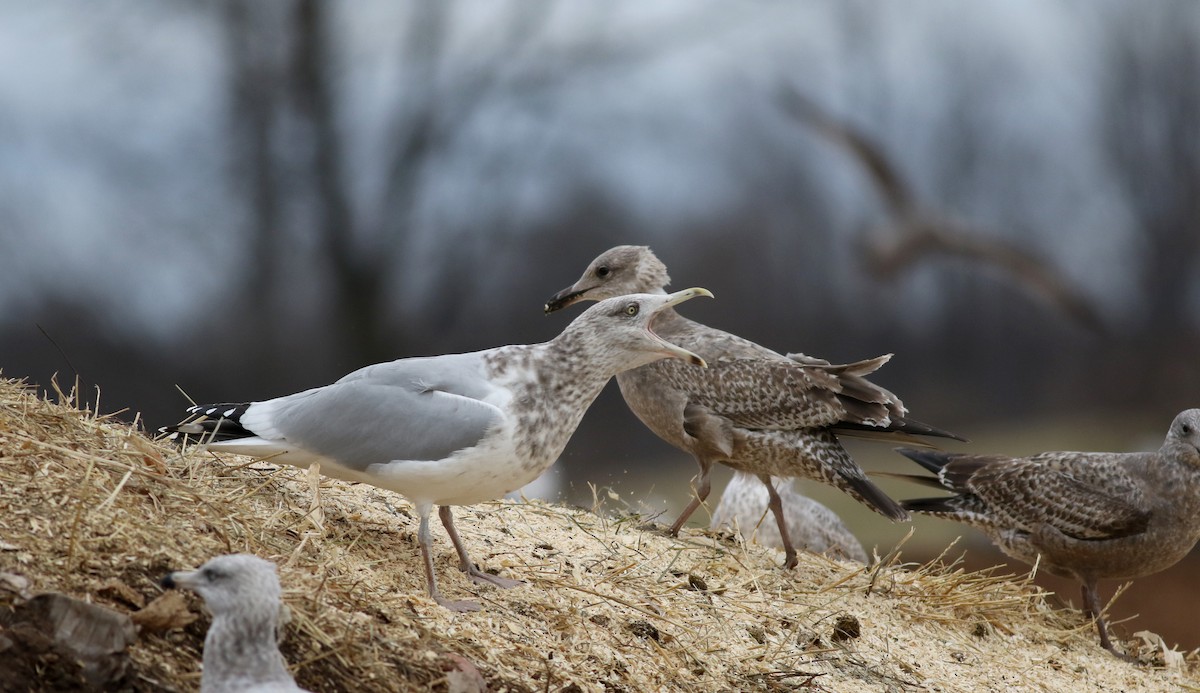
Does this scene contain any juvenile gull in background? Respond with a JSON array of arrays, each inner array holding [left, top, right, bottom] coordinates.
[[161, 554, 308, 693], [163, 289, 711, 611], [544, 245, 959, 568], [896, 409, 1200, 658], [711, 471, 868, 563]]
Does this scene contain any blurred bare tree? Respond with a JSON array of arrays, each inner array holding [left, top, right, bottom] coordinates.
[[217, 0, 565, 376], [1100, 2, 1200, 405], [1103, 7, 1200, 327], [3, 1, 1199, 433]]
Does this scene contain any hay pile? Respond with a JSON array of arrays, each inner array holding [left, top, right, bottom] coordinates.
[[2, 376, 1198, 692]]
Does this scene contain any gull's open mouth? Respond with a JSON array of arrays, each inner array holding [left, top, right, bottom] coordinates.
[[647, 287, 713, 367]]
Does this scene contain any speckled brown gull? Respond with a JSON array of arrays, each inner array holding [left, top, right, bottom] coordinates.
[[161, 555, 308, 693], [896, 409, 1200, 659], [711, 471, 868, 563], [162, 289, 711, 611], [544, 245, 960, 569]]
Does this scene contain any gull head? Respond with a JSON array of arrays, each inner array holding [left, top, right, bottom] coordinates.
[[564, 288, 712, 371], [161, 554, 282, 617], [1167, 408, 1200, 464], [545, 245, 670, 313]]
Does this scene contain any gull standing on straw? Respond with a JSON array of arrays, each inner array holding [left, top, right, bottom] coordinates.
[[896, 409, 1200, 658], [163, 289, 711, 611], [162, 554, 308, 693], [545, 245, 960, 568]]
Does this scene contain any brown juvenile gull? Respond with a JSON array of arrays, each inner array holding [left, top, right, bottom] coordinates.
[[711, 471, 868, 563], [161, 554, 308, 693], [162, 289, 711, 611], [896, 408, 1200, 659], [544, 245, 960, 568]]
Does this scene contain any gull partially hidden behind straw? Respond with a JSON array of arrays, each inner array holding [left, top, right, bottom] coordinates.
[[162, 289, 711, 611], [711, 471, 868, 563], [161, 554, 308, 693], [895, 409, 1200, 659], [544, 245, 961, 569]]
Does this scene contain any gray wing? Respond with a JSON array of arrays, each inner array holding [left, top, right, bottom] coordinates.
[[968, 453, 1151, 541], [649, 318, 904, 431], [244, 353, 504, 471], [655, 356, 903, 431]]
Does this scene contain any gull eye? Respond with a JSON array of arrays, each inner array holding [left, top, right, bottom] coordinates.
[[596, 266, 611, 278], [202, 567, 221, 581], [625, 303, 639, 317], [1184, 423, 1194, 436]]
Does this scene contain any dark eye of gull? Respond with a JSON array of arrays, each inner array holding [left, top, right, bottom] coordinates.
[[1183, 423, 1193, 436], [596, 266, 610, 277]]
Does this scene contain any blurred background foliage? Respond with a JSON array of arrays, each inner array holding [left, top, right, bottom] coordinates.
[[2, 0, 1199, 647]]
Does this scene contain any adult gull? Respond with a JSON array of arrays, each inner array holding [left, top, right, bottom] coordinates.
[[544, 245, 960, 569], [161, 554, 308, 693], [164, 289, 711, 611], [711, 471, 868, 563], [896, 409, 1200, 659]]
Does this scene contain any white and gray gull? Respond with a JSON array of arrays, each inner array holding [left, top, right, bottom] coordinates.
[[161, 554, 308, 693], [896, 409, 1200, 659], [163, 289, 711, 611], [544, 245, 961, 569], [711, 471, 868, 563]]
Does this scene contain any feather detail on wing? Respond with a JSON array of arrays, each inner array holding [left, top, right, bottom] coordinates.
[[655, 356, 904, 431], [897, 448, 1151, 541]]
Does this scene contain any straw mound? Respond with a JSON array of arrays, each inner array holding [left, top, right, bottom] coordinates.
[[2, 377, 1198, 692]]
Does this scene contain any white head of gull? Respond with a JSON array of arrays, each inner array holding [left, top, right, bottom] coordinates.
[[162, 554, 307, 693], [163, 289, 712, 611]]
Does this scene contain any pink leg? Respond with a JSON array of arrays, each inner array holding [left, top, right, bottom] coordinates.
[[669, 458, 713, 536], [439, 505, 522, 589], [416, 504, 481, 611], [759, 474, 798, 569], [1081, 581, 1129, 660]]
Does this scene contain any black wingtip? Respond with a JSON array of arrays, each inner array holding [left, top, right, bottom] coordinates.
[[893, 417, 969, 443], [844, 474, 910, 522], [893, 446, 953, 475], [900, 496, 958, 514], [160, 402, 255, 443]]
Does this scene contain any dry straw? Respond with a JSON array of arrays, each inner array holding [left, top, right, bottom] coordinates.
[[1, 376, 1197, 692]]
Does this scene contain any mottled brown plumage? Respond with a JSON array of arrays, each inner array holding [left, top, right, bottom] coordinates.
[[897, 408, 1200, 658], [544, 245, 959, 568]]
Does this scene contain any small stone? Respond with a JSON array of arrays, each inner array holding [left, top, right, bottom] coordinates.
[[627, 620, 660, 641], [130, 592, 197, 633]]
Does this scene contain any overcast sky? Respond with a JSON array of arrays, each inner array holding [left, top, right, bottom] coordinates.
[[0, 1, 1188, 343]]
